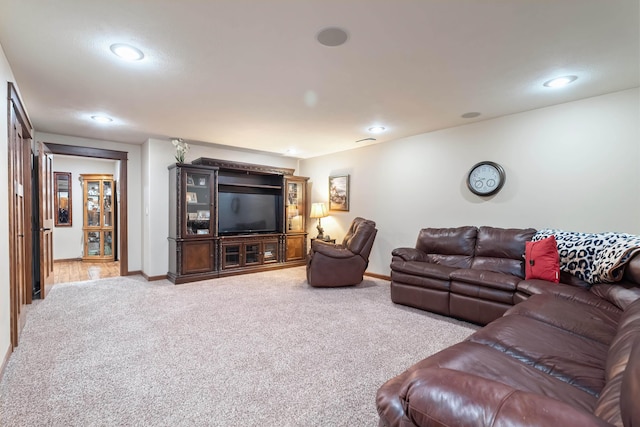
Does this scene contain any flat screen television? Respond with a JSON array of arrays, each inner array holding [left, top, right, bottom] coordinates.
[[218, 191, 280, 235]]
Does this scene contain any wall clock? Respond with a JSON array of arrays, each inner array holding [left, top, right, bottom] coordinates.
[[466, 161, 505, 196]]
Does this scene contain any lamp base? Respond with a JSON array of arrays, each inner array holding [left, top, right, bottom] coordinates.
[[316, 224, 325, 240]]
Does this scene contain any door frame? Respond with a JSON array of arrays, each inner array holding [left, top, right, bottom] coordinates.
[[7, 83, 33, 349], [42, 143, 129, 277]]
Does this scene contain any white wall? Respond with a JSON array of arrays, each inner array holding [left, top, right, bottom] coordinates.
[[300, 88, 640, 276], [51, 156, 118, 260], [141, 138, 300, 277], [0, 42, 17, 363], [35, 133, 143, 272]]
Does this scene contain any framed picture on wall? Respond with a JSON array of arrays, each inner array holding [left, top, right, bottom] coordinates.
[[329, 175, 349, 211]]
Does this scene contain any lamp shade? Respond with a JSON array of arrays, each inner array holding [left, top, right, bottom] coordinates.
[[309, 202, 328, 219]]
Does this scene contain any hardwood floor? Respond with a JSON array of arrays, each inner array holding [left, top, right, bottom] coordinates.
[[53, 260, 121, 284]]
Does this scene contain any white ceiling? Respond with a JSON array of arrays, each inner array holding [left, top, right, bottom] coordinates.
[[1, 0, 638, 159]]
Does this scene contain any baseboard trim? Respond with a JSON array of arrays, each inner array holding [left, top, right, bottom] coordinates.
[[138, 272, 167, 281], [54, 257, 82, 263], [364, 271, 391, 281], [0, 344, 12, 383]]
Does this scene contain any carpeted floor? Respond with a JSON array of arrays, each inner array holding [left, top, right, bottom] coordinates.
[[0, 266, 477, 426]]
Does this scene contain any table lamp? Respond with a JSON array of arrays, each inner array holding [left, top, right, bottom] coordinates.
[[309, 202, 328, 239]]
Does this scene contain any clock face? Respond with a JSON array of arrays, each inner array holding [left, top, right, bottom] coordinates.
[[467, 161, 505, 196]]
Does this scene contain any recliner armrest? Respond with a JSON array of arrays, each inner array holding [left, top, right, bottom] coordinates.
[[310, 241, 356, 259], [394, 368, 610, 427], [391, 247, 428, 262]]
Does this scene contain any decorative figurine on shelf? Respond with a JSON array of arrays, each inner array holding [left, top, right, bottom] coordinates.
[[172, 138, 190, 163]]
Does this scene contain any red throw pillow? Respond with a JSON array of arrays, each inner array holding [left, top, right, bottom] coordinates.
[[525, 236, 560, 283]]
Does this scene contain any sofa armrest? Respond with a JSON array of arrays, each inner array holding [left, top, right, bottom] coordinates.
[[391, 247, 427, 262], [394, 368, 611, 427], [310, 240, 355, 259]]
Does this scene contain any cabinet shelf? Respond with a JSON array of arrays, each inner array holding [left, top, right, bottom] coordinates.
[[219, 183, 282, 190]]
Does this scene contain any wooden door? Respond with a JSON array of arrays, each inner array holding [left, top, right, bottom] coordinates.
[[38, 142, 54, 297], [7, 83, 33, 348]]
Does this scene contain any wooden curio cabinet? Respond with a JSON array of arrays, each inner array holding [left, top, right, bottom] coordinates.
[[167, 164, 219, 284], [285, 176, 308, 261], [168, 159, 308, 284], [81, 174, 115, 262]]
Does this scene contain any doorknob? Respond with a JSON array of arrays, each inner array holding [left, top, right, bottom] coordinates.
[[40, 227, 51, 231]]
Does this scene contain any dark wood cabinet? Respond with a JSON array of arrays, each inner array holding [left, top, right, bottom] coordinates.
[[168, 164, 219, 284], [168, 159, 308, 284]]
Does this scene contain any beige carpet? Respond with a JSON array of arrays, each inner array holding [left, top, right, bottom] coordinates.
[[0, 267, 477, 426]]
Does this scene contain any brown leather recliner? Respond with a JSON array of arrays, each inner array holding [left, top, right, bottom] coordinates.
[[306, 217, 377, 287]]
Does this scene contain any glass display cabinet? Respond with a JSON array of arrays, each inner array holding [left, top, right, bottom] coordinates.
[[167, 164, 219, 283], [81, 174, 115, 261], [285, 176, 308, 261]]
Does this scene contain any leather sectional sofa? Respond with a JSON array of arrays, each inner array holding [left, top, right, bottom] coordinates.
[[390, 226, 537, 325], [377, 226, 640, 427]]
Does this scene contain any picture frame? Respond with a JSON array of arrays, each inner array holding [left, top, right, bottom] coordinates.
[[329, 175, 349, 211], [197, 210, 210, 220], [186, 176, 194, 186], [186, 192, 197, 203], [188, 212, 198, 220]]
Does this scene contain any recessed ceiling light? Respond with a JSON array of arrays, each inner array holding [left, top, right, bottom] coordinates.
[[368, 126, 386, 133], [461, 112, 481, 119], [110, 43, 144, 61], [317, 27, 349, 47], [543, 75, 578, 88], [91, 115, 113, 123]]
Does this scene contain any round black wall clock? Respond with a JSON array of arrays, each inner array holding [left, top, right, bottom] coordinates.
[[466, 161, 505, 196]]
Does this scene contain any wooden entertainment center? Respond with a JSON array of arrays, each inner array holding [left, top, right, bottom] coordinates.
[[167, 158, 308, 284]]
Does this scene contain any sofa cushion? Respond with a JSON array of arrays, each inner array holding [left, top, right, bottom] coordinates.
[[525, 235, 560, 282], [450, 281, 514, 304], [517, 280, 621, 313], [415, 226, 477, 268], [390, 271, 451, 291], [471, 226, 536, 277], [391, 260, 458, 281], [450, 268, 521, 292], [380, 341, 599, 414], [505, 294, 621, 346], [467, 314, 609, 396]]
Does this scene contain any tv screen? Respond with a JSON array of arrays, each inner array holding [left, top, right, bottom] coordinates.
[[218, 192, 279, 235]]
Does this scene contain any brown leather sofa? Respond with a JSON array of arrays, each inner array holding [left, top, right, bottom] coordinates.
[[306, 217, 377, 287], [377, 255, 640, 427], [390, 226, 536, 325]]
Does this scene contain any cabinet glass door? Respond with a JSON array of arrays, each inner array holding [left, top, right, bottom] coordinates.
[[245, 243, 261, 265], [103, 181, 113, 227], [222, 244, 241, 269], [86, 231, 101, 256], [263, 241, 278, 264], [104, 231, 113, 257], [185, 171, 212, 236], [86, 181, 101, 227], [286, 179, 305, 232]]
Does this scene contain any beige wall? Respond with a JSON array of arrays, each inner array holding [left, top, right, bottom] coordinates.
[[300, 88, 640, 276]]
